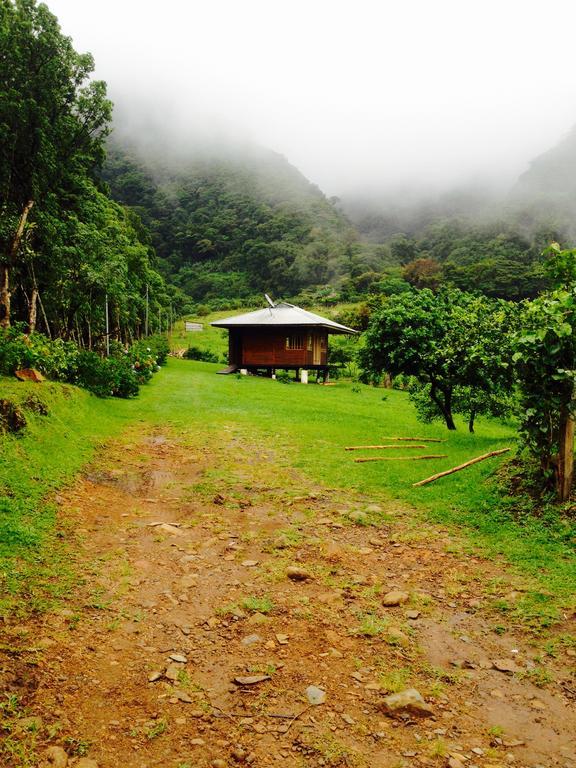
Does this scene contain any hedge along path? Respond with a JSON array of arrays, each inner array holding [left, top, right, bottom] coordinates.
[[413, 447, 511, 486]]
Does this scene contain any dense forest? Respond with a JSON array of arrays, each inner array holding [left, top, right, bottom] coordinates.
[[102, 141, 392, 306], [101, 130, 574, 309], [0, 0, 179, 345]]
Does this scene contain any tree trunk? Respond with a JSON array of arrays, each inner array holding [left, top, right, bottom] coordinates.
[[557, 407, 575, 502], [38, 291, 51, 339], [0, 265, 10, 329], [468, 409, 476, 433], [430, 382, 457, 430], [0, 200, 34, 328], [28, 287, 38, 333]]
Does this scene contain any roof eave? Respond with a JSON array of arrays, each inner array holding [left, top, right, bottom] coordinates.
[[210, 321, 357, 335]]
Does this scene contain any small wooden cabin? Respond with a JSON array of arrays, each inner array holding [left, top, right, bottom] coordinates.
[[211, 298, 357, 377]]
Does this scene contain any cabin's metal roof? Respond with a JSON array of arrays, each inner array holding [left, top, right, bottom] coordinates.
[[210, 302, 357, 334]]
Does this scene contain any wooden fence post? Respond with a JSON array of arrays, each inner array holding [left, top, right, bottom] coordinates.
[[558, 407, 575, 502]]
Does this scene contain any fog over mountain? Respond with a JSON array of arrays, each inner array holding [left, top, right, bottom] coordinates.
[[47, 0, 576, 199]]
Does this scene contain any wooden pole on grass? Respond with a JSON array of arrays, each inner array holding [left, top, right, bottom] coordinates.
[[355, 454, 448, 463], [381, 437, 446, 443], [412, 448, 511, 487], [346, 444, 428, 451]]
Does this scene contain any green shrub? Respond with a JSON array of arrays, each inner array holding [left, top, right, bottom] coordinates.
[[74, 351, 140, 398], [0, 327, 169, 398], [183, 345, 219, 363]]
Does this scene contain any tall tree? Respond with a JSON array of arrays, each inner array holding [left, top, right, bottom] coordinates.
[[0, 0, 111, 327]]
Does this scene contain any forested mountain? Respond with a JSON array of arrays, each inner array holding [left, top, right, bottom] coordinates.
[[511, 126, 576, 239], [102, 141, 360, 304]]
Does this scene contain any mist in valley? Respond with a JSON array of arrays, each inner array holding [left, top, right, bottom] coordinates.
[[45, 0, 576, 210]]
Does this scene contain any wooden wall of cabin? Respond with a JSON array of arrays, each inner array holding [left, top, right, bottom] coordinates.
[[231, 328, 328, 367]]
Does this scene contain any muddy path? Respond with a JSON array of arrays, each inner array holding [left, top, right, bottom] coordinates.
[[1, 425, 575, 768]]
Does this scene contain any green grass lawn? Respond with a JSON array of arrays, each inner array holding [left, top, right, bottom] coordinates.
[[1, 356, 574, 624]]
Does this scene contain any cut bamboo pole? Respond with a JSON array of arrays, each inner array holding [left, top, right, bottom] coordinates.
[[355, 454, 448, 463], [381, 436, 446, 443], [345, 444, 428, 451], [412, 448, 511, 486]]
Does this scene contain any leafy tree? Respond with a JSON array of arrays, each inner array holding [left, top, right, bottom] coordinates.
[[513, 244, 576, 500], [0, 0, 112, 327], [360, 288, 516, 430], [402, 258, 442, 290]]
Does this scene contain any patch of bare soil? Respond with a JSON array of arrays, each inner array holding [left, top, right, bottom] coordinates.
[[1, 427, 575, 768]]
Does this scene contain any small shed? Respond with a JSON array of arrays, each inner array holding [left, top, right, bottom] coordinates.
[[211, 297, 357, 377]]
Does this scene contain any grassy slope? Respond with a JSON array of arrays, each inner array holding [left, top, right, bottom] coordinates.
[[1, 354, 574, 622]]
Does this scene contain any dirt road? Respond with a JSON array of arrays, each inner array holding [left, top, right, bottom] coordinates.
[[2, 427, 575, 768]]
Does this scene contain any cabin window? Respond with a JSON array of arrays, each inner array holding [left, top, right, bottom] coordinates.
[[286, 334, 304, 350], [320, 335, 327, 349], [307, 334, 313, 351]]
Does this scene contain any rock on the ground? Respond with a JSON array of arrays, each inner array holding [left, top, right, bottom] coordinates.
[[75, 760, 99, 768], [492, 659, 520, 674], [286, 565, 312, 581], [44, 746, 68, 767], [241, 633, 262, 646], [306, 685, 327, 705], [382, 590, 409, 607], [15, 368, 45, 383], [234, 675, 271, 685], [378, 688, 434, 718]]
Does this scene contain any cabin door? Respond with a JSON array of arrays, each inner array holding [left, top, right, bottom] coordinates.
[[312, 334, 322, 365]]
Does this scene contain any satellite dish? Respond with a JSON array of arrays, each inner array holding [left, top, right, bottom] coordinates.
[[264, 293, 275, 308]]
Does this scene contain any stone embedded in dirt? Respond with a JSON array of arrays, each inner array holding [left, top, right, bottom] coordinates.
[[241, 560, 259, 567], [157, 523, 181, 535], [165, 663, 183, 681], [530, 698, 546, 709], [275, 633, 289, 645], [386, 627, 410, 647], [306, 685, 327, 705], [286, 565, 312, 581], [378, 688, 434, 719], [172, 689, 194, 703], [191, 738, 206, 745], [44, 746, 68, 767], [448, 759, 465, 768], [211, 761, 227, 768], [234, 675, 271, 685], [213, 493, 226, 505], [241, 633, 262, 646], [492, 659, 520, 674], [247, 612, 268, 625], [341, 713, 355, 725], [75, 760, 99, 768], [502, 739, 525, 748], [406, 610, 421, 619], [365, 503, 382, 513], [232, 747, 247, 761], [382, 590, 409, 607], [169, 653, 188, 663], [148, 670, 163, 682]]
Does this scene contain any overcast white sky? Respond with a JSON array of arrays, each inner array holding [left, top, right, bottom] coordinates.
[[47, 0, 576, 196]]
